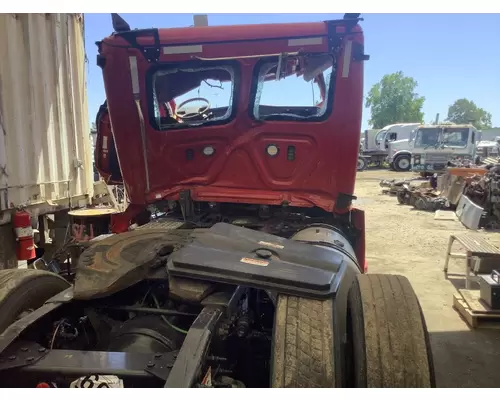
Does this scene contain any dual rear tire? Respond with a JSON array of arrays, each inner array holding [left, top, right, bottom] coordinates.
[[271, 274, 435, 388], [0, 269, 70, 333], [0, 270, 434, 388]]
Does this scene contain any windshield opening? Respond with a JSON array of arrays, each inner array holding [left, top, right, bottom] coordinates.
[[252, 54, 334, 121], [375, 129, 387, 145], [414, 128, 440, 148], [441, 127, 469, 148], [414, 127, 470, 149], [151, 65, 236, 130]]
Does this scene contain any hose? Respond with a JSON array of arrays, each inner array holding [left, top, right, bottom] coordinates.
[[151, 293, 189, 335]]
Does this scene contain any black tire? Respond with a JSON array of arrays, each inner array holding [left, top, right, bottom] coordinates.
[[414, 197, 427, 211], [0, 269, 70, 333], [396, 190, 407, 204], [271, 295, 334, 387], [357, 157, 367, 172], [346, 274, 435, 388], [393, 155, 411, 172]]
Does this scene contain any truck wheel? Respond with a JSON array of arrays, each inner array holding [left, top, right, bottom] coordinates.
[[346, 274, 435, 388], [271, 295, 334, 387], [393, 155, 411, 172], [357, 157, 367, 171], [0, 269, 70, 333]]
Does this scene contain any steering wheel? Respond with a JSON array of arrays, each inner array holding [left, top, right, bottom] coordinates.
[[174, 97, 211, 120]]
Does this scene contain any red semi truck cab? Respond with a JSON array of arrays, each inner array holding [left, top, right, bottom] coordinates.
[[96, 14, 369, 268]]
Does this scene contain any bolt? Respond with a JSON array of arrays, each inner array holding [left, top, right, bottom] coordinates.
[[166, 363, 174, 368], [256, 249, 272, 259], [26, 356, 35, 362], [38, 347, 46, 353], [173, 354, 177, 360], [8, 355, 16, 360], [147, 361, 155, 368], [154, 353, 162, 359], [20, 347, 28, 352]]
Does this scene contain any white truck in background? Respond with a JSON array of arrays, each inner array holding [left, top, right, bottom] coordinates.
[[359, 123, 420, 171], [0, 14, 94, 269]]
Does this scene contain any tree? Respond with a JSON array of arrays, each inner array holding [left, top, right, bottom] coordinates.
[[446, 98, 492, 130], [365, 71, 425, 129]]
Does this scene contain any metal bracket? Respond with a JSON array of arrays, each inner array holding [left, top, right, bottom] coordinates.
[[164, 306, 223, 388], [145, 351, 178, 381], [2, 345, 177, 382], [0, 341, 48, 371], [179, 190, 194, 221], [336, 192, 357, 210], [201, 286, 246, 318], [116, 29, 161, 63], [324, 18, 363, 52]]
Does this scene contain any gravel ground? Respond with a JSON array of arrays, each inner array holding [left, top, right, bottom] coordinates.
[[355, 169, 500, 388]]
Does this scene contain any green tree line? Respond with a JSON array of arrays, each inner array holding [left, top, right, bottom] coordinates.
[[365, 71, 494, 130]]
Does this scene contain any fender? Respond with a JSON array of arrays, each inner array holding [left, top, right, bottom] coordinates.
[[389, 149, 412, 163]]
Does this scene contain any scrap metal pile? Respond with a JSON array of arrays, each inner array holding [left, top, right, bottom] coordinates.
[[380, 177, 449, 212], [463, 164, 500, 227], [447, 156, 477, 168]]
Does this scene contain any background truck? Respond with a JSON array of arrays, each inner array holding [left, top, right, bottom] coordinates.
[[411, 124, 478, 174], [387, 135, 415, 171], [0, 14, 94, 268], [360, 123, 420, 169], [359, 129, 379, 153]]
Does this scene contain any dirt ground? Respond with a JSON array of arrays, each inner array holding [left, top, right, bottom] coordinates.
[[354, 169, 500, 388]]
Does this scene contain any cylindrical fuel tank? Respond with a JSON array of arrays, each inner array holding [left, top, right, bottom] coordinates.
[[290, 224, 360, 270]]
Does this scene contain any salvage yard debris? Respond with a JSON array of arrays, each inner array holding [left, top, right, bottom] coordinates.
[[380, 177, 449, 212], [380, 158, 500, 228], [462, 164, 500, 229]]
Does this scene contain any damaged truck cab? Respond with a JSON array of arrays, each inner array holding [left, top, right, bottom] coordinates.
[[96, 14, 368, 266], [0, 14, 435, 389]]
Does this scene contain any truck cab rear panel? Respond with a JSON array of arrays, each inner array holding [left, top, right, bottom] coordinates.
[[97, 19, 366, 213]]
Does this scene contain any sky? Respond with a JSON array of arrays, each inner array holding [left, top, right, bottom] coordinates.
[[84, 13, 500, 131]]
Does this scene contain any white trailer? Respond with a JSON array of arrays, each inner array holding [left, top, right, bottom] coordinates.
[[0, 14, 93, 268]]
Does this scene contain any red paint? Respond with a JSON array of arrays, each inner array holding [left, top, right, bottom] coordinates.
[[110, 204, 146, 234], [98, 20, 365, 213], [13, 210, 36, 260]]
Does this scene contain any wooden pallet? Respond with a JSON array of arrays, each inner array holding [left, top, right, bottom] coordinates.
[[453, 289, 500, 329]]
